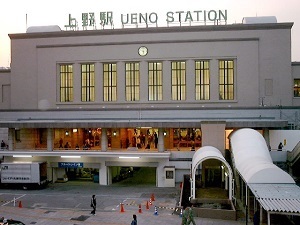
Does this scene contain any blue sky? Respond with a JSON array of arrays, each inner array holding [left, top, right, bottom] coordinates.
[[0, 0, 299, 67]]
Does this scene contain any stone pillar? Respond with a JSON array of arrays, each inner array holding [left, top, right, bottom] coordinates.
[[47, 128, 54, 151], [263, 128, 271, 149], [201, 122, 226, 155], [158, 128, 164, 152], [73, 63, 81, 102], [99, 163, 107, 185], [101, 128, 107, 152], [8, 128, 15, 150]]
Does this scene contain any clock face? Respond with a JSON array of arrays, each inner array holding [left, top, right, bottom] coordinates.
[[138, 46, 148, 56]]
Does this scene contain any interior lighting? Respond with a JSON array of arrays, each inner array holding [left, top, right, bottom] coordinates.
[[61, 156, 81, 158], [73, 129, 78, 133], [119, 156, 140, 159], [13, 155, 32, 158]]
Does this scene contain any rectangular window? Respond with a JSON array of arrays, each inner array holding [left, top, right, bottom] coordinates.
[[81, 64, 95, 102], [294, 79, 300, 97], [195, 60, 210, 100], [219, 60, 234, 100], [125, 62, 140, 101], [103, 63, 117, 101], [171, 61, 186, 100], [60, 64, 73, 102], [166, 171, 174, 179], [148, 62, 163, 101]]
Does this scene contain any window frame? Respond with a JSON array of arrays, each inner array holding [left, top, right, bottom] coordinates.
[[148, 62, 163, 101], [171, 61, 186, 101]]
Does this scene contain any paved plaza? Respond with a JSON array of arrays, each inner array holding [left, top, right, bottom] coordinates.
[[0, 182, 245, 225]]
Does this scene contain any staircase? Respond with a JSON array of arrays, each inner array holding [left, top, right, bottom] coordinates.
[[287, 141, 300, 167]]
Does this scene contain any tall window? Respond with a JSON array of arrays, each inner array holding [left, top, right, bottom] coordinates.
[[60, 64, 73, 102], [195, 60, 210, 100], [294, 79, 300, 97], [219, 60, 234, 100], [81, 64, 95, 102], [103, 63, 117, 101], [148, 62, 163, 101], [125, 62, 140, 101], [171, 61, 186, 100]]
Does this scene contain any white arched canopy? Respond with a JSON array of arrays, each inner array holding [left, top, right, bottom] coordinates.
[[191, 146, 233, 200], [230, 128, 295, 184]]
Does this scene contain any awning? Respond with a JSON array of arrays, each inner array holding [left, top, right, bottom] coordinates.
[[248, 183, 300, 214]]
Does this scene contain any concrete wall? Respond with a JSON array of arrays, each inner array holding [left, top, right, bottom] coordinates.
[[0, 69, 10, 109], [269, 130, 300, 151]]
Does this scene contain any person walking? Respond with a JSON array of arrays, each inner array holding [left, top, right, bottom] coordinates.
[[90, 195, 96, 215], [187, 205, 196, 225], [131, 214, 137, 225], [181, 206, 189, 225], [253, 210, 259, 225]]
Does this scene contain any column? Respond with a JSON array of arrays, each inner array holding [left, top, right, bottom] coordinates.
[[101, 128, 107, 152], [99, 163, 108, 185], [139, 61, 148, 102], [163, 61, 171, 101], [73, 63, 81, 103], [47, 128, 53, 151], [210, 59, 219, 101], [95, 62, 103, 103], [117, 62, 126, 102], [8, 128, 15, 150], [263, 128, 271, 149], [186, 60, 194, 101], [158, 128, 164, 152], [201, 122, 226, 155]]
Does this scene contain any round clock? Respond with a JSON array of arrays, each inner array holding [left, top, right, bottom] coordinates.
[[138, 46, 148, 56]]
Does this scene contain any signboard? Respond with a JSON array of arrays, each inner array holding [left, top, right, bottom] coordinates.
[[58, 162, 83, 168], [65, 9, 228, 30]]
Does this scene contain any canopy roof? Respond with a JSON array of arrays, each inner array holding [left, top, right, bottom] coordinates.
[[249, 183, 300, 214], [191, 146, 233, 200], [230, 128, 295, 184]]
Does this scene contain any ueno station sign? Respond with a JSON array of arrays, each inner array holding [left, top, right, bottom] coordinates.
[[65, 10, 228, 30]]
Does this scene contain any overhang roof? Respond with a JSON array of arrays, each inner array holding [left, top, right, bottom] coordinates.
[[249, 183, 300, 214], [0, 109, 288, 128]]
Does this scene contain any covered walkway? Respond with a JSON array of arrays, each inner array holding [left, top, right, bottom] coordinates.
[[190, 146, 233, 200], [230, 128, 300, 225]]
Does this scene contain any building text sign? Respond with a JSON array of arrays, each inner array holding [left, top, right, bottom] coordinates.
[[65, 10, 228, 30]]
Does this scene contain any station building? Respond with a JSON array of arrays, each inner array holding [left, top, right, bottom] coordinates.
[[0, 15, 300, 189]]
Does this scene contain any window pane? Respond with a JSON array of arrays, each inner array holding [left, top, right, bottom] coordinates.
[[195, 60, 210, 100], [219, 60, 234, 100], [103, 63, 117, 101], [148, 62, 163, 101], [81, 63, 95, 102], [294, 79, 300, 97], [125, 62, 140, 101], [171, 61, 186, 100], [60, 64, 73, 102]]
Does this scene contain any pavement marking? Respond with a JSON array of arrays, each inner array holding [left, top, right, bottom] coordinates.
[[1, 194, 26, 206]]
